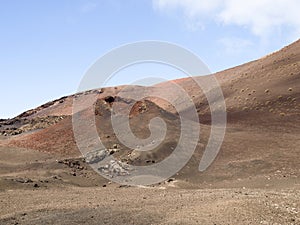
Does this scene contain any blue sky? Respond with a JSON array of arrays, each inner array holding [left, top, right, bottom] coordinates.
[[1, 0, 299, 118]]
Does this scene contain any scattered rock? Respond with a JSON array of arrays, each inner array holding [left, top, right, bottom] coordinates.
[[98, 160, 131, 177], [0, 115, 66, 136], [85, 149, 108, 164], [14, 178, 33, 184], [119, 185, 130, 188], [167, 178, 175, 183], [109, 149, 116, 155], [104, 96, 115, 104], [71, 172, 76, 176], [57, 159, 86, 175]]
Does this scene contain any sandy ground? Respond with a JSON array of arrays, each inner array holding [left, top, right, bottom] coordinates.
[[1, 186, 299, 225], [0, 40, 299, 224], [0, 144, 299, 225]]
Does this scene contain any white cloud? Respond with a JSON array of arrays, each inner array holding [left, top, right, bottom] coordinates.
[[153, 0, 300, 38]]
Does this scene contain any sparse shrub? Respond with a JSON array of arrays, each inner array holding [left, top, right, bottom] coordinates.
[[265, 89, 270, 94], [288, 88, 293, 92], [279, 112, 286, 117]]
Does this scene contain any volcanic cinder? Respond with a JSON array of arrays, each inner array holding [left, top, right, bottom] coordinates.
[[0, 40, 299, 225]]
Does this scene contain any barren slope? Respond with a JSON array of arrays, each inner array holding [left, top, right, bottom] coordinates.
[[0, 40, 299, 185], [0, 40, 300, 225]]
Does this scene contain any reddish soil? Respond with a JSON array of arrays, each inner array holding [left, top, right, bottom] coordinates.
[[0, 40, 299, 224]]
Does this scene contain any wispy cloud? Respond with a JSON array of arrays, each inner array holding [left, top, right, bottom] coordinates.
[[153, 0, 300, 40]]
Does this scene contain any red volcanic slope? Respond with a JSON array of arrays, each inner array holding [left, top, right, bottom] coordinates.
[[1, 40, 299, 163]]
